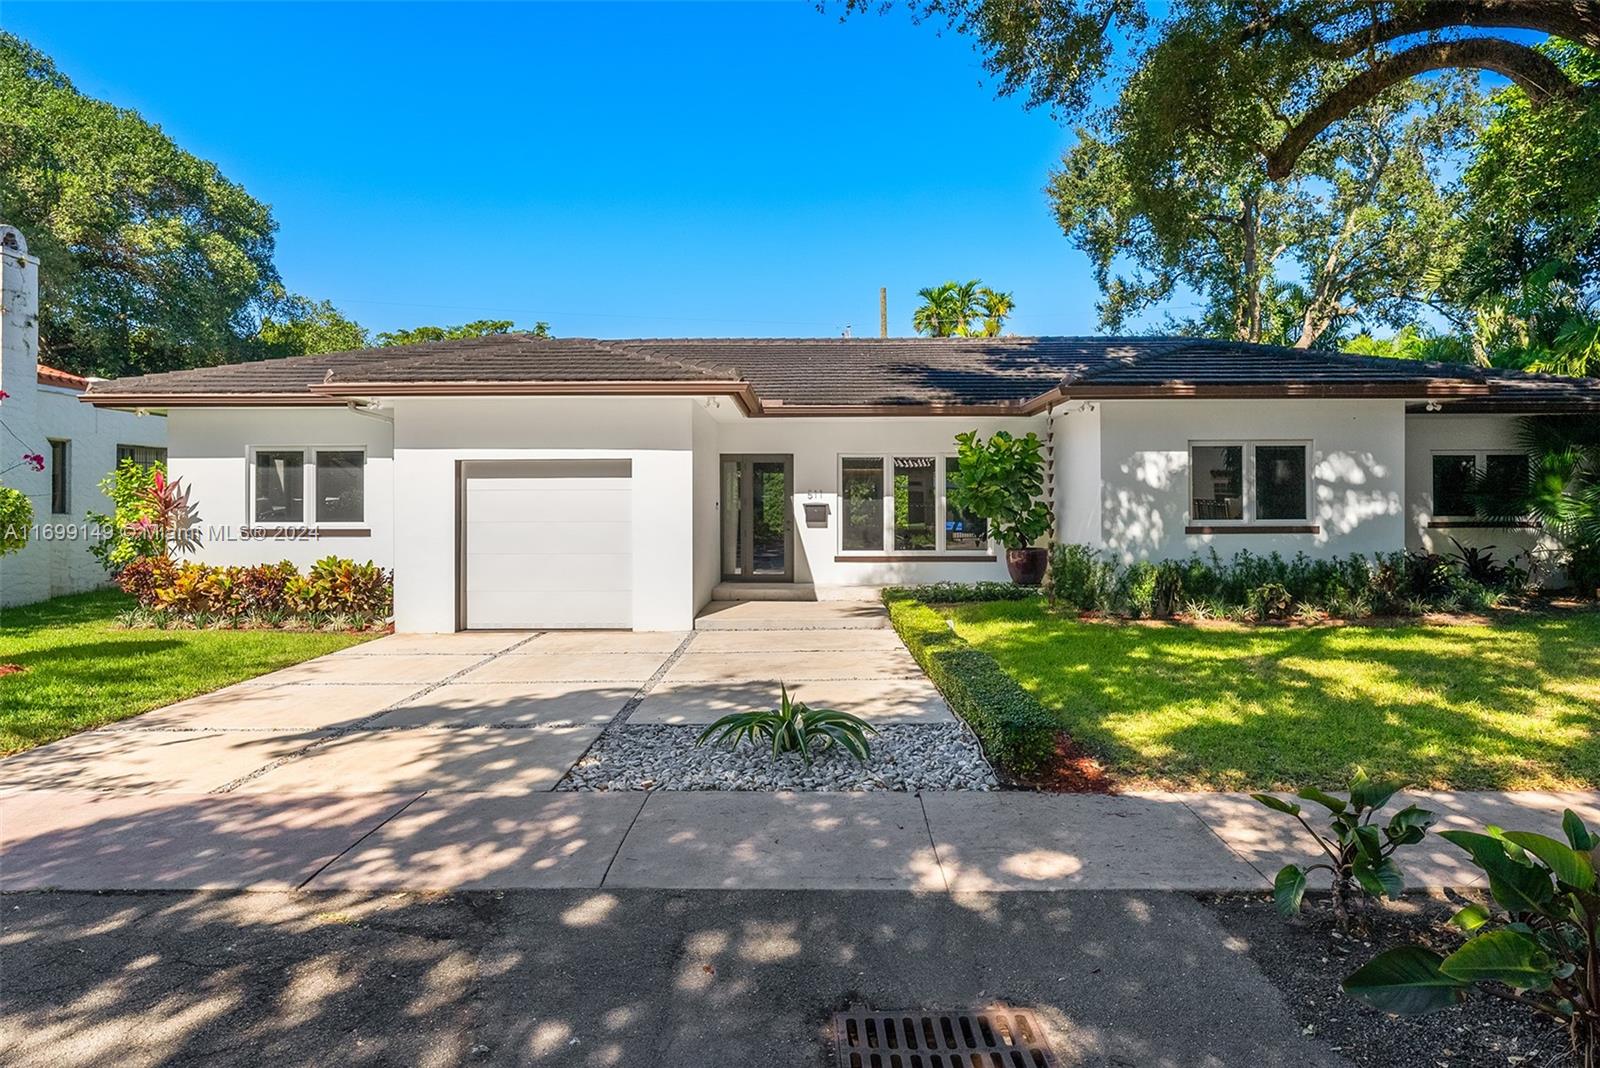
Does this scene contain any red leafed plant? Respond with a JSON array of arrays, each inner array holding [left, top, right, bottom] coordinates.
[[146, 470, 201, 557]]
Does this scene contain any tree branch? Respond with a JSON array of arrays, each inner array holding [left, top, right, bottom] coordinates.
[[1316, 2, 1600, 59], [1266, 37, 1577, 180]]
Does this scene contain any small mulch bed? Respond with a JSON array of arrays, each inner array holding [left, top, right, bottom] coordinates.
[[1202, 891, 1573, 1068], [1011, 730, 1116, 793]]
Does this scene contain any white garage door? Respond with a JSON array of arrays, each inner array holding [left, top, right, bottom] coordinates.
[[462, 460, 632, 629]]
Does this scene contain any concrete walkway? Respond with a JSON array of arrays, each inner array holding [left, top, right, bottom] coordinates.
[[5, 786, 1596, 893]]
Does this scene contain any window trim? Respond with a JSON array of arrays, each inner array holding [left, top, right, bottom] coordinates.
[[116, 444, 168, 468], [247, 445, 367, 528], [1187, 439, 1313, 528], [1429, 448, 1528, 522], [48, 439, 70, 515], [835, 453, 996, 558]]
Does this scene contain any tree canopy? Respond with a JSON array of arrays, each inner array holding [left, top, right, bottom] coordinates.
[[0, 32, 293, 378], [0, 34, 558, 374], [840, 2, 1600, 178], [1048, 67, 1481, 346], [374, 319, 548, 347]]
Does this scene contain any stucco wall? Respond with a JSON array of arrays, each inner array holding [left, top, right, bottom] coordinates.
[[711, 414, 1044, 589], [389, 396, 696, 632], [1404, 412, 1560, 576], [1, 248, 167, 607], [690, 402, 720, 613], [1094, 398, 1408, 562], [165, 406, 396, 571], [1052, 404, 1102, 548]]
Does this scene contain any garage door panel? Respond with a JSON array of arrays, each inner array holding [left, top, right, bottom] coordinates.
[[462, 460, 633, 630], [466, 553, 632, 593], [466, 488, 631, 524], [467, 591, 632, 631], [467, 521, 631, 556]]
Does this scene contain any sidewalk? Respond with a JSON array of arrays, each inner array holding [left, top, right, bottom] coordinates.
[[4, 786, 1595, 893]]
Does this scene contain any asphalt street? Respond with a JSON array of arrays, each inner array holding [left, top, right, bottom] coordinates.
[[0, 888, 1344, 1067]]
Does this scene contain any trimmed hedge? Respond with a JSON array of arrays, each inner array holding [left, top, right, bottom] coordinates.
[[885, 581, 1039, 605], [884, 591, 1057, 777]]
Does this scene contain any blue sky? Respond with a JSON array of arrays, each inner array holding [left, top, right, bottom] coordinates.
[[5, 1, 1118, 338]]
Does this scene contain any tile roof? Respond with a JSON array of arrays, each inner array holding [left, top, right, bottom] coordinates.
[[36, 364, 88, 390], [82, 334, 1598, 410]]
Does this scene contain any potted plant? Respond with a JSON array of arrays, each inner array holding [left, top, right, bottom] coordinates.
[[947, 429, 1054, 585]]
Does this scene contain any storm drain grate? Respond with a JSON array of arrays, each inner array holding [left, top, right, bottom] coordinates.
[[833, 1006, 1060, 1068]]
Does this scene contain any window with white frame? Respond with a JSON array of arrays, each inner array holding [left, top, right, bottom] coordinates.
[[838, 454, 993, 554], [251, 448, 365, 525], [1431, 450, 1528, 519], [1189, 441, 1311, 524]]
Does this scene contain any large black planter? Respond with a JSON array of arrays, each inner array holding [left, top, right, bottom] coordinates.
[[1006, 547, 1048, 586]]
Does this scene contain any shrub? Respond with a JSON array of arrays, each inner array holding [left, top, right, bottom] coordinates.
[[287, 556, 393, 616], [1151, 560, 1184, 618], [887, 581, 1038, 604], [1343, 809, 1600, 1062], [1039, 542, 1529, 623], [1247, 582, 1293, 621], [1048, 543, 1116, 612], [697, 683, 876, 763], [115, 556, 179, 607], [87, 459, 164, 572], [1253, 769, 1436, 932], [0, 484, 31, 556], [114, 556, 391, 628], [885, 592, 1057, 775], [1117, 560, 1158, 618]]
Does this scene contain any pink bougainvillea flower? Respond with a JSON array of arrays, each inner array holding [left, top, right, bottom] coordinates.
[[23, 453, 44, 472], [0, 389, 10, 401]]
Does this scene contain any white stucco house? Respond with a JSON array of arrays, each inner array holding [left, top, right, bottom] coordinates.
[[0, 228, 167, 608], [78, 321, 1598, 632]]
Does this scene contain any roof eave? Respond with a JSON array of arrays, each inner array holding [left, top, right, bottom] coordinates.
[[1055, 381, 1494, 400], [81, 392, 350, 410], [306, 379, 764, 416]]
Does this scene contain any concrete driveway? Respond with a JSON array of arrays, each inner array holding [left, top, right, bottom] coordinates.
[[0, 629, 667, 797]]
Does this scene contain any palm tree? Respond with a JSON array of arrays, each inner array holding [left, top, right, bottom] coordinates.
[[912, 283, 961, 338], [950, 280, 983, 337], [977, 288, 1015, 337], [913, 279, 992, 337]]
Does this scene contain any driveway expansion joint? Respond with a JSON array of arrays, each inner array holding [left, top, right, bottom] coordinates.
[[295, 790, 429, 890]]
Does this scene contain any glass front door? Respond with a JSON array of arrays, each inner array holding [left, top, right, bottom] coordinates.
[[719, 454, 793, 581]]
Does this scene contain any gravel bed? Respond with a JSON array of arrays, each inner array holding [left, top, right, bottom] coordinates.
[[557, 723, 998, 791]]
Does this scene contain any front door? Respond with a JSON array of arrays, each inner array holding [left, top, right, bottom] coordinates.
[[719, 454, 793, 581]]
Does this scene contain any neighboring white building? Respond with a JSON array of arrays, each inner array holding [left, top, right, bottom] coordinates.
[[83, 330, 1596, 632], [0, 227, 167, 608]]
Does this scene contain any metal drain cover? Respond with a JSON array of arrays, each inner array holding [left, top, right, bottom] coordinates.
[[833, 1006, 1060, 1068]]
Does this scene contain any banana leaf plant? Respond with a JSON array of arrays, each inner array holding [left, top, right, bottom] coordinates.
[[1343, 809, 1600, 1067], [1252, 768, 1436, 931]]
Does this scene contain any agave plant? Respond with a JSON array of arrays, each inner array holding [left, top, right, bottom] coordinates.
[[696, 684, 876, 765]]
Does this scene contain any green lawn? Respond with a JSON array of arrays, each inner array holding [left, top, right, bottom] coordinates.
[[0, 590, 378, 754], [946, 600, 1600, 792]]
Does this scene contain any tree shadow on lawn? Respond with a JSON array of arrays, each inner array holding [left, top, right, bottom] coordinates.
[[954, 605, 1600, 792]]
